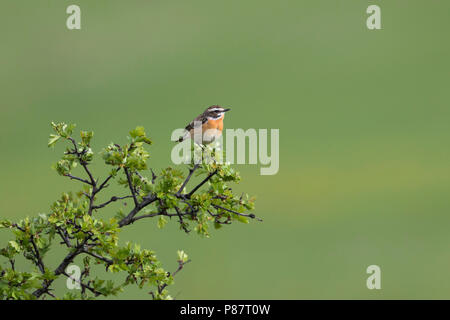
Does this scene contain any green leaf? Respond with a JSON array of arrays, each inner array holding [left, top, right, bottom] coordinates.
[[48, 134, 61, 148], [129, 126, 152, 145], [157, 216, 168, 229], [80, 131, 94, 146], [129, 126, 145, 138], [0, 219, 12, 229], [236, 215, 249, 224], [8, 241, 21, 252], [177, 250, 188, 263]]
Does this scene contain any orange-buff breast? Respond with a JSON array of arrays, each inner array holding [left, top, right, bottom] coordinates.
[[202, 118, 224, 132]]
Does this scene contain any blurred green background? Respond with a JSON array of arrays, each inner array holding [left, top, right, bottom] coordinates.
[[1, 0, 450, 299]]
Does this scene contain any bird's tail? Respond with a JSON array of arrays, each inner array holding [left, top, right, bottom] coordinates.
[[175, 130, 191, 143]]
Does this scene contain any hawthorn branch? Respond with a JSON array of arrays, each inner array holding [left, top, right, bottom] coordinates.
[[212, 204, 262, 222], [57, 228, 72, 247], [129, 211, 193, 224], [97, 167, 121, 193], [12, 224, 25, 232], [82, 249, 113, 266], [32, 238, 89, 298], [22, 125, 259, 300], [150, 169, 157, 184], [68, 137, 96, 187], [177, 164, 200, 196], [92, 195, 133, 210], [67, 137, 78, 152], [175, 207, 190, 233], [118, 195, 157, 227], [157, 259, 191, 294], [66, 137, 100, 216], [61, 271, 102, 297], [124, 168, 139, 207], [9, 259, 15, 271], [63, 174, 92, 185], [128, 212, 160, 223], [185, 169, 217, 198], [67, 138, 95, 185], [134, 170, 152, 185], [79, 161, 96, 188], [180, 198, 198, 217], [29, 236, 45, 274]]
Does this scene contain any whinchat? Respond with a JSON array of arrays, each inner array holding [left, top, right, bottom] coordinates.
[[177, 105, 231, 145]]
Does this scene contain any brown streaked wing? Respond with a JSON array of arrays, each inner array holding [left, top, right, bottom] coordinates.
[[185, 113, 208, 131]]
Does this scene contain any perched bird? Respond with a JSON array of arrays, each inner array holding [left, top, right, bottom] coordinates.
[[178, 105, 231, 144]]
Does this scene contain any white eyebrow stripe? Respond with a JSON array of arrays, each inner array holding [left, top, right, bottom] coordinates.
[[207, 112, 224, 120], [209, 108, 223, 112]]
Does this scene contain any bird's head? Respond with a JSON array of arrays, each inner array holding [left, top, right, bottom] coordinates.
[[204, 105, 231, 120]]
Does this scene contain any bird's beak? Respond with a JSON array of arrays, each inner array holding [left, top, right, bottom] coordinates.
[[223, 108, 231, 112]]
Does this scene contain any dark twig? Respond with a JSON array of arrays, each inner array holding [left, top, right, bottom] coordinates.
[[78, 159, 96, 188], [129, 211, 190, 224], [82, 249, 113, 265], [124, 168, 138, 207], [207, 209, 220, 217], [212, 204, 262, 222], [134, 170, 151, 185], [12, 224, 25, 232], [177, 164, 200, 196], [150, 169, 157, 184], [92, 195, 133, 210], [64, 174, 92, 185], [97, 167, 120, 192], [157, 259, 191, 294], [175, 207, 190, 233], [68, 136, 96, 187], [33, 238, 89, 298], [57, 228, 72, 247], [128, 212, 160, 223], [186, 169, 217, 198], [61, 271, 102, 297], [180, 198, 197, 217], [29, 236, 45, 274], [118, 195, 157, 227]]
